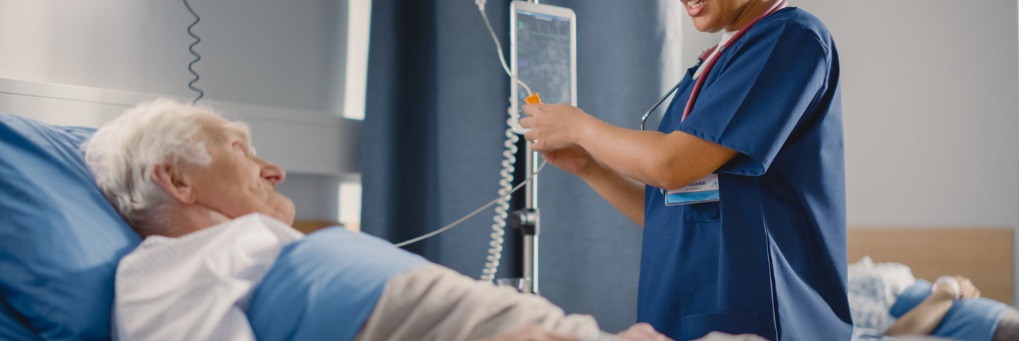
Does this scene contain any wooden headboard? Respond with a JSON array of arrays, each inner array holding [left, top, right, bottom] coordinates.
[[847, 227, 1016, 305], [293, 220, 351, 234]]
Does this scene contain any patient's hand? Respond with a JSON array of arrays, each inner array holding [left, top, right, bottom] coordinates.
[[951, 275, 979, 299], [933, 275, 980, 300], [480, 324, 581, 341], [617, 323, 672, 341], [958, 276, 980, 299]]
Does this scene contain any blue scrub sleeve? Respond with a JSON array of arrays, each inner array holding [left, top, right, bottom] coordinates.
[[679, 22, 832, 176]]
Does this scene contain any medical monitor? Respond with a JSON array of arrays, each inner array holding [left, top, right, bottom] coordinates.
[[510, 1, 576, 114]]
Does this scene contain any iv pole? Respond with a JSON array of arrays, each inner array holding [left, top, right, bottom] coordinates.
[[519, 141, 540, 294], [510, 0, 542, 295], [523, 0, 541, 295]]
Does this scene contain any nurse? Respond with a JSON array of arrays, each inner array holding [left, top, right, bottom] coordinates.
[[519, 0, 851, 340]]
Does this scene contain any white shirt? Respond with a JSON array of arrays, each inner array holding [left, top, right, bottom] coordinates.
[[693, 31, 736, 80], [113, 213, 303, 341]]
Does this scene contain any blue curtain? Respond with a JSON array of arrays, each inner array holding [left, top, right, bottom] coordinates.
[[361, 0, 680, 331]]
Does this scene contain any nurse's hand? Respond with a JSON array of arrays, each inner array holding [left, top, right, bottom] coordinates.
[[539, 145, 597, 178], [520, 103, 595, 152]]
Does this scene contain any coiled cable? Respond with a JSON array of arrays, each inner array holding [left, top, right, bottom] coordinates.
[[183, 0, 204, 104], [480, 115, 520, 281], [475, 0, 533, 281]]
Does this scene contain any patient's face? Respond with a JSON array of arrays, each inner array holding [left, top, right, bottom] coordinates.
[[185, 115, 296, 225]]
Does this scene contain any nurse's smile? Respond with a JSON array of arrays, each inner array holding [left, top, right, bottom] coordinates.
[[684, 0, 706, 16]]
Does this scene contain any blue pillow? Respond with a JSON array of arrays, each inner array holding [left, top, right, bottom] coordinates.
[[0, 113, 141, 340]]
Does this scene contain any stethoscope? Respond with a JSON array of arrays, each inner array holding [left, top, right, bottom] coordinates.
[[640, 0, 788, 131]]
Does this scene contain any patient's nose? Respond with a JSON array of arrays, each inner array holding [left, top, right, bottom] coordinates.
[[259, 159, 286, 186]]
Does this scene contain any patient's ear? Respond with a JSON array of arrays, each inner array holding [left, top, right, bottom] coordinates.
[[151, 163, 197, 204]]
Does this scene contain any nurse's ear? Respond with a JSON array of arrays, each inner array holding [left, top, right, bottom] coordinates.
[[151, 162, 198, 204]]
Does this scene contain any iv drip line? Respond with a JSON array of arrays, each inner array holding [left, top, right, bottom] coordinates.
[[393, 161, 547, 248], [475, 0, 532, 96]]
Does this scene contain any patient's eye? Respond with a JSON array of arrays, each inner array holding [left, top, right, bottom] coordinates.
[[233, 141, 256, 157]]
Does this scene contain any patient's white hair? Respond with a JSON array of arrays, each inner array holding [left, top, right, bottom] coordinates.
[[84, 99, 215, 233]]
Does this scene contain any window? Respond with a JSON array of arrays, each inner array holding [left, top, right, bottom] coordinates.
[[338, 180, 362, 231], [336, 0, 371, 229]]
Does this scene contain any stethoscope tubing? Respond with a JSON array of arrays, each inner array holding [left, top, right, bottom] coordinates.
[[640, 82, 681, 131]]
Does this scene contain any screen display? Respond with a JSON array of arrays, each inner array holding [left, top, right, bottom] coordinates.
[[514, 9, 573, 105]]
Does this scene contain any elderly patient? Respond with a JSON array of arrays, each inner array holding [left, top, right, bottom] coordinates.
[[848, 257, 1017, 341], [84, 99, 668, 341]]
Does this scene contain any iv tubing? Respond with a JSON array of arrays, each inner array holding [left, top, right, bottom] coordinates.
[[475, 0, 532, 95], [393, 161, 547, 248]]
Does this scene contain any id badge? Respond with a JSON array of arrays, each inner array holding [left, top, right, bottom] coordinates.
[[664, 174, 720, 206]]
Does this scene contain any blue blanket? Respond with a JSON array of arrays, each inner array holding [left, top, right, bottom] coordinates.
[[248, 227, 428, 340]]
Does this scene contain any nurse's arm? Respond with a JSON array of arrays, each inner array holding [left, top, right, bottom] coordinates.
[[571, 155, 646, 226], [574, 117, 737, 191]]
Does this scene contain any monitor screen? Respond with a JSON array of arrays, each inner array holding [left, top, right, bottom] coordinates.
[[511, 2, 576, 110]]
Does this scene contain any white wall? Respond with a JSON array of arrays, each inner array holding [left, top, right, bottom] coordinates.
[[0, 0, 346, 113], [680, 0, 1018, 304], [807, 1, 1016, 229], [0, 0, 363, 222], [681, 1, 1017, 229]]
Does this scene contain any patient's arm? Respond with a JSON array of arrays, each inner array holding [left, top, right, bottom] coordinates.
[[616, 323, 672, 341], [355, 265, 605, 341], [479, 323, 671, 341], [479, 324, 581, 341], [356, 265, 674, 341], [884, 276, 977, 336]]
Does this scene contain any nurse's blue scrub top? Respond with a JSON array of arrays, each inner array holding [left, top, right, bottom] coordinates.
[[639, 8, 852, 341]]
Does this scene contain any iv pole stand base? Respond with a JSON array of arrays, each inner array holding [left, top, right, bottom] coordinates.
[[508, 207, 539, 294]]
